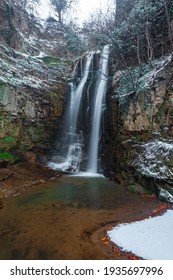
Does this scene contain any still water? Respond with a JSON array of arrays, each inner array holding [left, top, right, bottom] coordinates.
[[0, 176, 160, 260]]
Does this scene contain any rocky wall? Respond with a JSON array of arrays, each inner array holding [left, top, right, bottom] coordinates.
[[0, 82, 66, 151], [107, 53, 173, 203], [0, 46, 69, 168]]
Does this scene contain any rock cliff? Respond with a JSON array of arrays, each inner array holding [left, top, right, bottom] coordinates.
[[0, 0, 71, 166], [107, 53, 173, 203]]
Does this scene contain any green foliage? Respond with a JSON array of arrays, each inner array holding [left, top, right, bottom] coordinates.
[[0, 82, 5, 101], [4, 137, 13, 144], [155, 108, 164, 124], [169, 108, 173, 117], [0, 152, 14, 160], [41, 56, 72, 67], [114, 0, 173, 64], [143, 188, 154, 195], [63, 59, 73, 65], [66, 26, 85, 55], [127, 183, 154, 195], [128, 184, 137, 193], [42, 56, 61, 65]]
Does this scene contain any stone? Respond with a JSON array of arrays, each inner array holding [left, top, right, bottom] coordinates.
[[0, 160, 9, 169], [23, 152, 37, 163]]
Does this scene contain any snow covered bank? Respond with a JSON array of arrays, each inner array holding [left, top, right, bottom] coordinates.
[[108, 209, 173, 260]]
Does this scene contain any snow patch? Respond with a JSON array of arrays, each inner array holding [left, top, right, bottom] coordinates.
[[108, 209, 173, 260]]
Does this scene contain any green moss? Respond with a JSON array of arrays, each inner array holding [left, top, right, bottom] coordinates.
[[41, 56, 72, 67], [169, 108, 173, 117], [0, 82, 5, 102], [63, 59, 72, 65], [143, 188, 153, 195], [4, 137, 13, 144], [128, 184, 138, 193], [42, 56, 61, 66], [0, 152, 14, 160], [0, 111, 21, 149], [0, 81, 4, 87], [155, 107, 164, 123], [128, 183, 154, 195]]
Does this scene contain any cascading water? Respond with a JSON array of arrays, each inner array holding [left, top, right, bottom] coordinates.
[[48, 45, 109, 175], [87, 45, 110, 174], [48, 51, 94, 172]]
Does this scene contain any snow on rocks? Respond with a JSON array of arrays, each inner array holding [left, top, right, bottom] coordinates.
[[132, 140, 173, 181]]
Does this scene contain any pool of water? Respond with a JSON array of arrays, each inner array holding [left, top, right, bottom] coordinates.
[[0, 176, 161, 260], [15, 176, 124, 210]]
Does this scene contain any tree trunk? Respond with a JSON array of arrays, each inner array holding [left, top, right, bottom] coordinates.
[[137, 35, 141, 65], [163, 0, 173, 50], [145, 21, 153, 61], [58, 11, 62, 24]]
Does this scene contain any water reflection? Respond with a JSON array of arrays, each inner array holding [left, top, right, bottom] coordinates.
[[0, 176, 151, 260], [16, 176, 120, 210]]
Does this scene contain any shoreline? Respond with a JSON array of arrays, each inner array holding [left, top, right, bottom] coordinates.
[[0, 162, 62, 204]]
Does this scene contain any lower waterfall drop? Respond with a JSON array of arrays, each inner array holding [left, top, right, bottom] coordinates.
[[87, 45, 110, 174]]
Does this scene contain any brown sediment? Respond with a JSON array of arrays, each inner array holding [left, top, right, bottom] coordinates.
[[0, 162, 62, 199], [0, 172, 171, 260]]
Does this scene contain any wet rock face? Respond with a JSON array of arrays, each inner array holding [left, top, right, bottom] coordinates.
[[107, 54, 173, 202], [0, 1, 71, 156], [0, 0, 38, 53], [0, 44, 67, 153], [0, 79, 66, 152], [114, 54, 173, 134], [0, 1, 70, 57]]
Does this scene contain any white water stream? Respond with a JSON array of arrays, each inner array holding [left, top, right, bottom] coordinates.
[[87, 45, 110, 173], [49, 46, 109, 174]]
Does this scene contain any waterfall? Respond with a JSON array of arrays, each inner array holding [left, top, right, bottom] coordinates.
[[87, 45, 110, 173], [48, 51, 94, 172], [68, 52, 94, 134], [48, 45, 109, 175]]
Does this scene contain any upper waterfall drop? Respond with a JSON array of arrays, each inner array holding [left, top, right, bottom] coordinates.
[[87, 45, 110, 174], [48, 51, 94, 172], [48, 45, 110, 175]]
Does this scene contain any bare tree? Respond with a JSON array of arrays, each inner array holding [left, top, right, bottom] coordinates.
[[162, 0, 173, 50], [50, 0, 75, 24], [145, 20, 154, 61]]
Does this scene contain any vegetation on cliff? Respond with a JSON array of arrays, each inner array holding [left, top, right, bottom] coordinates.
[[84, 0, 173, 67]]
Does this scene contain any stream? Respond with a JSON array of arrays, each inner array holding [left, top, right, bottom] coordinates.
[[0, 175, 162, 260]]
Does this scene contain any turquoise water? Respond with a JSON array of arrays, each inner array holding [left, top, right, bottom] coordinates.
[[15, 176, 122, 210]]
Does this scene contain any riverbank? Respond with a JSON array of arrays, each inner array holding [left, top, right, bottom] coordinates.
[[0, 162, 61, 204]]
